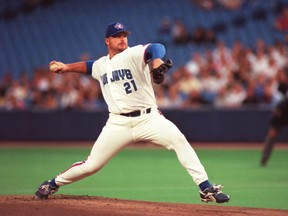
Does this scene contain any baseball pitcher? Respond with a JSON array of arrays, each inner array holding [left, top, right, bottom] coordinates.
[[35, 22, 230, 203]]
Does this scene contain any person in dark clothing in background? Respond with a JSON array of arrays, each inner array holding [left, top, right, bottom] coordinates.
[[260, 66, 288, 166]]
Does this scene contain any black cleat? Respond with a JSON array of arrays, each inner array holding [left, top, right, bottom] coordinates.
[[34, 180, 59, 199], [200, 184, 230, 203]]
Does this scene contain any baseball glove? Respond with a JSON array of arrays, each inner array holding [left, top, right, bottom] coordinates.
[[150, 59, 173, 84]]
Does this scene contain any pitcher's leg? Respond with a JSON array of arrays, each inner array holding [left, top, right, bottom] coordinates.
[[137, 113, 229, 203], [172, 136, 208, 185], [158, 129, 208, 185], [35, 117, 134, 199], [55, 123, 133, 186], [137, 114, 208, 185]]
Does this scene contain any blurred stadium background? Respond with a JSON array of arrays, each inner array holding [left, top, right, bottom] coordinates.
[[0, 0, 288, 142], [0, 0, 287, 75]]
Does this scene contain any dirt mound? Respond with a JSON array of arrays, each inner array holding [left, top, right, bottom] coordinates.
[[0, 195, 287, 216]]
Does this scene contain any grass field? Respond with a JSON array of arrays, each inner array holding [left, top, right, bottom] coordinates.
[[1, 144, 288, 210]]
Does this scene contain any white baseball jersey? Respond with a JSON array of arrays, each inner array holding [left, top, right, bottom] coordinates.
[[91, 44, 157, 114], [55, 44, 209, 190]]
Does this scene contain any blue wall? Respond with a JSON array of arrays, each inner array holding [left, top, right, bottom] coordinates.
[[1, 108, 287, 142]]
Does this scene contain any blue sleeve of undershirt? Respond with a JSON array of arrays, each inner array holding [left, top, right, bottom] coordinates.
[[85, 60, 94, 75], [144, 43, 166, 63]]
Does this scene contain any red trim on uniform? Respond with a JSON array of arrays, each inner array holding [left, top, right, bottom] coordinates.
[[58, 157, 88, 175]]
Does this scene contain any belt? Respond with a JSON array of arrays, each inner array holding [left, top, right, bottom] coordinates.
[[120, 108, 151, 117]]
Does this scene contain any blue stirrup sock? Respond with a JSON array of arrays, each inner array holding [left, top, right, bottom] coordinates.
[[199, 180, 212, 191], [49, 178, 58, 188]]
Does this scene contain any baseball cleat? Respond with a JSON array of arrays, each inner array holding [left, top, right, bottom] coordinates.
[[34, 180, 59, 199], [199, 184, 230, 203]]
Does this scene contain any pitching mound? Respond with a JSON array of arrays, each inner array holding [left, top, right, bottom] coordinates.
[[1, 195, 288, 216]]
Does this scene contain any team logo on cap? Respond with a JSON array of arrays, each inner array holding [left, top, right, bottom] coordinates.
[[114, 23, 124, 29]]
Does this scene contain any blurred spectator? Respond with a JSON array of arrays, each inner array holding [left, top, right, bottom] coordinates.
[[166, 84, 184, 108], [158, 16, 171, 35], [79, 75, 103, 110], [242, 81, 259, 106], [265, 58, 279, 79], [157, 16, 172, 45], [190, 0, 216, 10], [175, 68, 203, 107], [189, 26, 217, 45], [79, 52, 92, 61], [190, 26, 207, 44], [178, 68, 202, 96], [185, 52, 206, 76], [217, 0, 243, 10], [199, 69, 225, 104], [1, 36, 288, 111], [274, 6, 288, 32], [171, 19, 189, 44], [213, 41, 232, 60], [3, 79, 29, 110], [182, 89, 205, 108], [37, 90, 59, 110], [253, 74, 274, 105], [255, 38, 267, 53], [230, 41, 251, 85], [58, 74, 82, 109], [0, 73, 13, 107], [154, 84, 171, 108], [215, 81, 246, 107], [269, 41, 288, 68], [212, 41, 236, 77], [204, 29, 217, 44], [250, 49, 269, 78], [203, 49, 216, 70], [0, 65, 105, 111], [213, 42, 237, 84]]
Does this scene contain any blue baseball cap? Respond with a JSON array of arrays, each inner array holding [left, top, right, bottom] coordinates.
[[105, 22, 131, 38]]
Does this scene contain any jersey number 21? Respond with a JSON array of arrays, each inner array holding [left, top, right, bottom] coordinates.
[[124, 80, 138, 94]]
